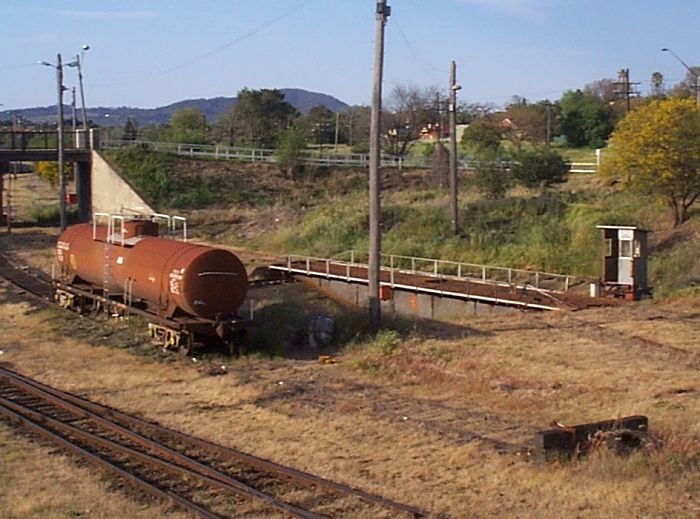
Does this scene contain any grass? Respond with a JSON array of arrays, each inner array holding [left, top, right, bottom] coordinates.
[[1, 235, 699, 517], [3, 155, 699, 516]]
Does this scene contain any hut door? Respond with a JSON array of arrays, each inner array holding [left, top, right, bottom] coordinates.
[[618, 229, 634, 285]]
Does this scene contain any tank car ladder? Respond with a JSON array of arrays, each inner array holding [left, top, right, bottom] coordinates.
[[93, 213, 125, 315]]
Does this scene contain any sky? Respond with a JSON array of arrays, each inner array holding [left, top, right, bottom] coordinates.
[[1, 0, 699, 112]]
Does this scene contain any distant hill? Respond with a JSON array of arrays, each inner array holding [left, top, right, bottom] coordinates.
[[0, 88, 349, 127]]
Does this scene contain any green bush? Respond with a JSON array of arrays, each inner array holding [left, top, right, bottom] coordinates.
[[511, 149, 569, 188], [473, 152, 512, 200]]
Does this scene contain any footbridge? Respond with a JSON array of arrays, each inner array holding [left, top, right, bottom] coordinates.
[[0, 129, 154, 224], [270, 252, 621, 319]]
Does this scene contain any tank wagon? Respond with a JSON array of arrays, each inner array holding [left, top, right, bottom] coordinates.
[[53, 214, 251, 354]]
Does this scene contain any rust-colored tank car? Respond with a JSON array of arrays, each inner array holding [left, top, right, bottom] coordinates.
[[56, 221, 248, 319]]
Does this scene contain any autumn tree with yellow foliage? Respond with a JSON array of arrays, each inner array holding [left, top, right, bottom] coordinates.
[[34, 161, 74, 187], [601, 98, 700, 226]]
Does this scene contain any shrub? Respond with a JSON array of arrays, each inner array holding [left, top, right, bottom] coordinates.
[[473, 152, 512, 199], [511, 149, 569, 188]]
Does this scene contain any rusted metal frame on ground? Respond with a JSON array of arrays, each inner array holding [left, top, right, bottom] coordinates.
[[377, 252, 576, 291], [3, 366, 428, 518], [0, 372, 327, 519], [270, 264, 564, 311], [535, 415, 649, 461], [281, 255, 575, 295], [0, 399, 222, 519]]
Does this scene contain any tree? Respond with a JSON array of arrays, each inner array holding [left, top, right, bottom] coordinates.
[[473, 151, 512, 200], [123, 117, 139, 141], [171, 108, 207, 144], [650, 72, 665, 99], [502, 98, 547, 149], [461, 121, 502, 153], [385, 84, 439, 156], [557, 89, 614, 147], [35, 161, 74, 187], [600, 97, 700, 226], [226, 88, 298, 147], [298, 105, 335, 148], [275, 127, 307, 179], [668, 67, 700, 99], [511, 149, 569, 189]]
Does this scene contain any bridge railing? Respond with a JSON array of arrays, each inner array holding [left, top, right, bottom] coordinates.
[[102, 138, 601, 173], [0, 130, 86, 150], [283, 251, 582, 293]]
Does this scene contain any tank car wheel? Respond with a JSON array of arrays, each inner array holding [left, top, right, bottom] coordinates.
[[177, 333, 193, 356]]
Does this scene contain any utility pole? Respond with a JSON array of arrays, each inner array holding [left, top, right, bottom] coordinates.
[[334, 111, 340, 152], [613, 68, 639, 112], [76, 45, 90, 130], [545, 101, 552, 151], [56, 53, 67, 232], [71, 87, 77, 133], [448, 60, 460, 236], [368, 0, 390, 334]]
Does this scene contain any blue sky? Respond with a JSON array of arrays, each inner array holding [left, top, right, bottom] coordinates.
[[1, 1, 698, 111]]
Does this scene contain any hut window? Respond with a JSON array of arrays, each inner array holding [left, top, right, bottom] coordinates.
[[633, 239, 641, 258], [620, 239, 632, 259]]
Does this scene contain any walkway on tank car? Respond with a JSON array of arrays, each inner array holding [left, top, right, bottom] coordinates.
[[269, 252, 625, 313]]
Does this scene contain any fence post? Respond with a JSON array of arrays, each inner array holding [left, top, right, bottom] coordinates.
[[535, 271, 540, 288], [482, 266, 486, 281]]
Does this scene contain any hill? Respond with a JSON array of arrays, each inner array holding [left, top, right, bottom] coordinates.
[[0, 88, 349, 127]]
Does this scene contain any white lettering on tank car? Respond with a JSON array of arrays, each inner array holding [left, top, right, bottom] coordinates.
[[169, 269, 183, 294]]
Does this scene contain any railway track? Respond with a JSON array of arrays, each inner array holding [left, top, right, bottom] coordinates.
[[0, 250, 53, 302], [0, 366, 428, 518]]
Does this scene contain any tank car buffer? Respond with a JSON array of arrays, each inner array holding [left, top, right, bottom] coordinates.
[[53, 212, 252, 355]]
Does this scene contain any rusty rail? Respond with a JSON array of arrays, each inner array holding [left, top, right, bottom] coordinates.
[[0, 367, 428, 518]]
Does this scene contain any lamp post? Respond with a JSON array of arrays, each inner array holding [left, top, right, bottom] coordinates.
[[661, 48, 700, 109], [40, 54, 78, 231], [76, 44, 90, 131], [448, 60, 461, 236]]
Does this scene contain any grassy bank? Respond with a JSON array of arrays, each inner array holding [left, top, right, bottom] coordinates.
[[105, 148, 698, 297]]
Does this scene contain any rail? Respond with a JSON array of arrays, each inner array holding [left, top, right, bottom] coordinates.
[[282, 251, 579, 293]]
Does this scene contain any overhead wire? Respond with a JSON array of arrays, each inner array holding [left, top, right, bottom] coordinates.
[[91, 0, 314, 87]]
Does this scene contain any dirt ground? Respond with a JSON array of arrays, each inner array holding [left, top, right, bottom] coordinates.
[[0, 227, 698, 518]]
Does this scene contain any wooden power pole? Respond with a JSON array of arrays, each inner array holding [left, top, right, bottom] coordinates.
[[448, 60, 460, 236], [368, 0, 390, 333]]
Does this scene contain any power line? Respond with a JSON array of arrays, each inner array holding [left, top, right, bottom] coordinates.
[[393, 18, 441, 82], [92, 0, 313, 87]]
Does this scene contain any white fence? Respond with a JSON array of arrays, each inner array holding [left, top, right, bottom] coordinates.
[[102, 139, 599, 173]]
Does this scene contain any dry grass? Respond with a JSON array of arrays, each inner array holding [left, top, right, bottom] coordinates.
[[0, 174, 698, 517], [0, 282, 698, 518]]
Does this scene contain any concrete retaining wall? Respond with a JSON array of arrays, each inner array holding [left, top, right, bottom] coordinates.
[[304, 277, 520, 321], [91, 151, 155, 215]]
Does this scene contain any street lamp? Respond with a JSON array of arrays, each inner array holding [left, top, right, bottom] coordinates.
[[661, 48, 700, 108], [75, 44, 90, 131], [40, 53, 78, 231]]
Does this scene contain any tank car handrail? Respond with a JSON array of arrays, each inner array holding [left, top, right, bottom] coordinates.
[[93, 212, 111, 240], [172, 216, 187, 242], [110, 215, 125, 246], [151, 213, 171, 234], [197, 271, 241, 277]]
